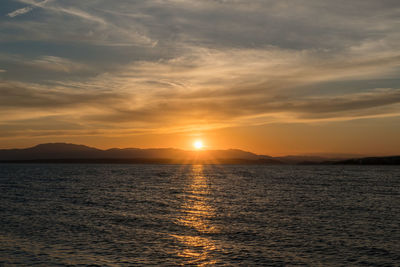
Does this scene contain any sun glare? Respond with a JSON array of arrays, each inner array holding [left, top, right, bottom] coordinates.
[[193, 140, 204, 150]]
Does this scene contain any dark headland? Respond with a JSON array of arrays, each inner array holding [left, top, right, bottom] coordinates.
[[0, 143, 399, 165]]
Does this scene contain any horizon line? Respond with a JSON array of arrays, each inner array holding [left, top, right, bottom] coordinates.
[[1, 142, 398, 158]]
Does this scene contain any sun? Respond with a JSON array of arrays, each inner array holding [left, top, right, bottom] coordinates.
[[193, 140, 204, 150]]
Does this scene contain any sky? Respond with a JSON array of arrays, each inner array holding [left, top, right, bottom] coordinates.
[[1, 0, 400, 155]]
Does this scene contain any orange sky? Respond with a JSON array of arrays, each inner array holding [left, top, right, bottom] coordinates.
[[1, 1, 400, 156], [2, 116, 400, 156]]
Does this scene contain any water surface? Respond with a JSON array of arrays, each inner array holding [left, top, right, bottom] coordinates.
[[1, 164, 399, 266]]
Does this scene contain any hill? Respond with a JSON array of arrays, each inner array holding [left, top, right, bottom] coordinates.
[[0, 143, 398, 165], [0, 143, 281, 164], [333, 156, 400, 165]]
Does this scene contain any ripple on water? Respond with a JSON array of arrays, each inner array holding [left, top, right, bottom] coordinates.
[[0, 164, 399, 266]]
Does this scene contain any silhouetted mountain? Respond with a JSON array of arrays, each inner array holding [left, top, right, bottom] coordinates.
[[333, 156, 400, 165], [0, 143, 102, 160], [0, 143, 281, 164], [275, 154, 375, 164], [276, 155, 330, 164], [1, 143, 398, 165], [299, 153, 368, 159]]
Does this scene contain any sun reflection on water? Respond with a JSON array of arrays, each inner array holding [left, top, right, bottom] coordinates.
[[172, 165, 219, 266]]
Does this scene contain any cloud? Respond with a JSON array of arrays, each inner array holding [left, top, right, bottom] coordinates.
[[0, 54, 91, 75], [0, 81, 124, 111], [7, 6, 33, 17], [3, 42, 400, 131], [1, 0, 400, 139], [4, 0, 400, 50], [82, 87, 400, 127], [28, 56, 90, 73], [7, 0, 155, 46], [6, 0, 51, 18]]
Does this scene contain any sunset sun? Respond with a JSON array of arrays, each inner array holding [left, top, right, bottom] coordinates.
[[193, 140, 204, 150]]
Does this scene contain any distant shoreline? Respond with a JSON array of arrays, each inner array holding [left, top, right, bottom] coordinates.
[[1, 158, 400, 165], [0, 158, 284, 165], [1, 143, 399, 165]]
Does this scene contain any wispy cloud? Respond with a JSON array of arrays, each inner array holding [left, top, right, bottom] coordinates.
[[28, 56, 90, 73], [6, 0, 51, 18], [7, 6, 33, 17], [0, 80, 123, 110], [7, 0, 155, 46], [0, 54, 90, 74], [1, 0, 400, 143]]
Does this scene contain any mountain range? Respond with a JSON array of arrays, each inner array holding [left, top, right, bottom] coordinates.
[[0, 143, 399, 165]]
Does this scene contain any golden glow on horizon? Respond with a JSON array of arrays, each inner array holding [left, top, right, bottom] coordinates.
[[2, 1, 400, 157], [193, 140, 204, 150]]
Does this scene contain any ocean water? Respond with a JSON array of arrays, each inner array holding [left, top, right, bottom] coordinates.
[[0, 164, 399, 266]]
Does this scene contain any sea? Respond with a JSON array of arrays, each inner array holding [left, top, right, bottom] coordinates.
[[0, 164, 399, 266]]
